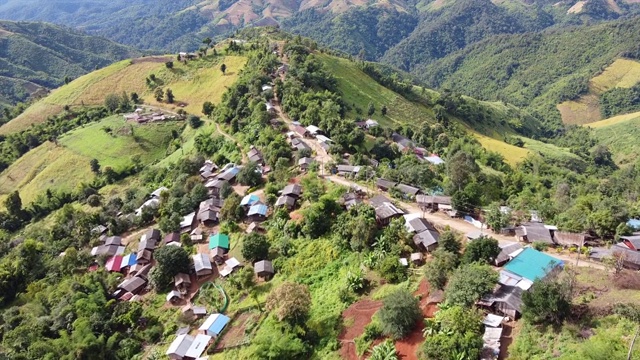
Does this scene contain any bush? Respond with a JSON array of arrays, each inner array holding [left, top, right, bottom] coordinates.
[[188, 115, 203, 129], [532, 241, 549, 251], [376, 256, 408, 283], [87, 194, 101, 207], [378, 289, 421, 339]]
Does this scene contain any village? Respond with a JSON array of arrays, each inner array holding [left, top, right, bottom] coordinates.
[[86, 62, 640, 358]]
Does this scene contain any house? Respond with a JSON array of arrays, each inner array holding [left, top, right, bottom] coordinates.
[[410, 252, 424, 265], [217, 166, 241, 183], [105, 236, 122, 246], [246, 222, 264, 234], [180, 212, 196, 233], [198, 198, 224, 225], [315, 135, 332, 145], [275, 195, 297, 210], [503, 248, 563, 282], [372, 198, 404, 226], [405, 217, 435, 234], [220, 257, 242, 277], [199, 160, 218, 177], [254, 260, 274, 279], [185, 334, 212, 359], [190, 227, 204, 242], [395, 183, 421, 198], [247, 147, 264, 165], [391, 133, 414, 151], [138, 238, 156, 252], [336, 165, 361, 177], [620, 235, 640, 251], [306, 125, 321, 136], [413, 230, 440, 252], [166, 290, 182, 303], [241, 194, 260, 207], [130, 263, 153, 280], [494, 243, 524, 267], [610, 244, 640, 270], [209, 233, 230, 251], [174, 273, 191, 293], [105, 255, 124, 272], [182, 304, 207, 319], [342, 192, 362, 210], [292, 125, 310, 138], [164, 232, 181, 246], [211, 247, 226, 265], [281, 184, 302, 198], [291, 138, 311, 151], [121, 253, 137, 269], [298, 157, 314, 171], [516, 223, 554, 244], [478, 285, 523, 320], [117, 276, 147, 295], [553, 231, 590, 247], [135, 198, 160, 216], [136, 249, 153, 265], [205, 179, 228, 197], [376, 178, 397, 191], [247, 203, 268, 222], [199, 313, 231, 336], [91, 244, 125, 257], [142, 228, 160, 242], [166, 334, 194, 360], [416, 195, 452, 211], [193, 253, 213, 277]]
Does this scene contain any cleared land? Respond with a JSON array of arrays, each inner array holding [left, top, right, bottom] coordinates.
[[473, 132, 531, 166], [59, 115, 183, 169], [589, 111, 640, 164], [559, 58, 640, 125], [0, 141, 93, 205]]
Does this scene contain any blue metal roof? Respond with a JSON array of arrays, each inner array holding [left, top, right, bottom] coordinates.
[[504, 248, 563, 282], [248, 204, 268, 216], [209, 314, 230, 335], [241, 194, 260, 206]]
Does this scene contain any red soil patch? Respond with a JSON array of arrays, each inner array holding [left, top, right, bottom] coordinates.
[[338, 299, 383, 360], [216, 311, 259, 350], [395, 279, 438, 360]]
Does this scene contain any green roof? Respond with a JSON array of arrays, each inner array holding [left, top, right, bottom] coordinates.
[[209, 233, 230, 250], [504, 247, 563, 282]]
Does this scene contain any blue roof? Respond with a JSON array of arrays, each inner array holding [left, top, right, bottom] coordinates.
[[248, 204, 268, 216], [504, 247, 563, 282], [628, 219, 640, 229], [241, 194, 260, 206], [209, 314, 230, 335]]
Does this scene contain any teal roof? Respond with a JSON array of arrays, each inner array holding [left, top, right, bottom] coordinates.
[[503, 247, 563, 282], [209, 233, 230, 250]]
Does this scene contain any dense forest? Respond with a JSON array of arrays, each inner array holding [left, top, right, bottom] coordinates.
[[0, 21, 140, 104]]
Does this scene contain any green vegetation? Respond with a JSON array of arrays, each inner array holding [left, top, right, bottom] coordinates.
[[378, 289, 421, 339]]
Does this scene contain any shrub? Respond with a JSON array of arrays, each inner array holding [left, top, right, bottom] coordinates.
[[378, 289, 421, 339]]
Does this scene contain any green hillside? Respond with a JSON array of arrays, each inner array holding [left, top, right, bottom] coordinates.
[[587, 110, 640, 164], [0, 20, 140, 105], [419, 17, 640, 132]]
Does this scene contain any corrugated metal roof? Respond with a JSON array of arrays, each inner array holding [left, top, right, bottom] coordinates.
[[503, 248, 562, 282]]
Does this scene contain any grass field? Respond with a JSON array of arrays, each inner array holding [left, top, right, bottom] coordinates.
[[473, 132, 531, 165], [589, 111, 640, 164], [0, 54, 246, 135], [59, 115, 183, 169], [590, 58, 640, 93], [318, 54, 435, 127], [0, 141, 93, 205]]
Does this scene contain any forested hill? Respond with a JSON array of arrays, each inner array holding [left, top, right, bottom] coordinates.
[[418, 17, 640, 132], [0, 21, 140, 105]]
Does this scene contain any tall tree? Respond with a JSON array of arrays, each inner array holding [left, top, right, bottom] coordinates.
[[165, 89, 175, 104], [266, 282, 311, 324], [220, 63, 227, 75], [444, 263, 498, 307], [461, 236, 501, 265], [378, 289, 421, 339]]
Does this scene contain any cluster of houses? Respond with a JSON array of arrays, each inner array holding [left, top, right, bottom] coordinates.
[[275, 184, 302, 210], [391, 133, 445, 165], [288, 123, 333, 152], [124, 108, 177, 124]]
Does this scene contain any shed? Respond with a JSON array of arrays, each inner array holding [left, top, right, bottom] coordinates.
[[174, 273, 191, 291], [483, 314, 506, 328], [166, 290, 182, 303], [478, 285, 523, 320], [211, 246, 226, 265], [209, 233, 230, 250], [254, 260, 274, 279], [246, 222, 264, 234], [220, 257, 242, 277], [199, 313, 231, 336], [166, 334, 194, 360], [281, 184, 302, 197], [503, 248, 562, 282], [247, 148, 264, 164], [185, 334, 212, 359], [482, 327, 502, 360], [193, 253, 213, 277], [410, 252, 424, 265]]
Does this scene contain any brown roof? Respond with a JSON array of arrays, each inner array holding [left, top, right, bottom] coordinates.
[[164, 232, 181, 245], [416, 195, 452, 205], [174, 273, 191, 286], [554, 232, 588, 246], [292, 125, 309, 136], [521, 223, 553, 244], [376, 178, 397, 189]]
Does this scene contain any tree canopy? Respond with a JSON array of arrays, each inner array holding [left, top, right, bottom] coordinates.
[[378, 289, 421, 339]]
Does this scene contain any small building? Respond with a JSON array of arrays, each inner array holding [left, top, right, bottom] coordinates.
[[478, 285, 523, 320], [342, 192, 362, 210], [413, 230, 440, 252], [91, 244, 125, 257], [247, 203, 268, 222], [220, 257, 242, 277], [275, 195, 297, 210], [410, 252, 424, 265], [391, 133, 414, 152], [180, 212, 196, 233], [241, 194, 261, 207], [247, 147, 264, 165], [246, 222, 264, 234], [292, 125, 310, 138], [138, 238, 156, 252], [291, 137, 311, 151], [197, 209, 218, 226], [281, 184, 302, 198], [217, 166, 241, 183], [211, 246, 226, 265], [190, 227, 204, 242], [405, 217, 434, 234], [416, 195, 452, 211], [376, 178, 397, 191], [185, 334, 212, 359], [374, 203, 404, 226], [610, 244, 640, 270], [164, 232, 181, 246], [336, 165, 361, 177], [104, 236, 122, 246], [143, 228, 161, 242], [193, 253, 213, 277], [209, 233, 230, 251], [306, 125, 321, 136], [516, 223, 554, 244], [298, 157, 314, 171], [166, 290, 182, 303], [174, 273, 191, 293], [182, 304, 207, 319], [395, 183, 421, 198], [199, 313, 231, 337], [105, 255, 124, 272], [254, 260, 274, 279], [136, 249, 153, 265], [494, 243, 524, 267], [425, 155, 445, 165], [205, 179, 228, 197], [117, 276, 147, 295], [166, 334, 194, 360], [121, 253, 137, 269]]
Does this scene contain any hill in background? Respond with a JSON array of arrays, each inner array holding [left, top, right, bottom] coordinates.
[[0, 21, 140, 105]]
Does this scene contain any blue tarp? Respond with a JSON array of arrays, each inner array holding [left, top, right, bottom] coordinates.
[[209, 314, 230, 335]]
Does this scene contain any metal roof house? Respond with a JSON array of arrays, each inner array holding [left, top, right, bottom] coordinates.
[[516, 223, 554, 244], [254, 260, 274, 279], [185, 334, 212, 359], [247, 203, 268, 221], [193, 253, 213, 277], [503, 248, 563, 282], [209, 233, 230, 250], [166, 334, 194, 360], [281, 184, 302, 197], [241, 194, 260, 207], [275, 195, 297, 209], [199, 313, 231, 336]]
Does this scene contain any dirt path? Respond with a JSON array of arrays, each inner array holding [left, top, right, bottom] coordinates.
[[216, 123, 247, 163], [338, 299, 383, 360]]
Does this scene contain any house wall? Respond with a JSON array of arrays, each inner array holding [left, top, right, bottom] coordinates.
[[494, 303, 518, 320]]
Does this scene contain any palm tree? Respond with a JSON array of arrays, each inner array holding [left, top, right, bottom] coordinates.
[[367, 340, 398, 360]]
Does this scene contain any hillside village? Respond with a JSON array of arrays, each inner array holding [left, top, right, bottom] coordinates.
[[0, 29, 640, 360]]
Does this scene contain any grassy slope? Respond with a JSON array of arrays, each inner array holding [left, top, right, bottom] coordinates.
[[59, 115, 182, 169], [587, 110, 640, 164], [0, 55, 246, 135], [558, 58, 640, 125]]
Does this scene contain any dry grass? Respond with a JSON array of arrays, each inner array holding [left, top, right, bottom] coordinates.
[[573, 266, 640, 309], [557, 94, 602, 125], [590, 58, 640, 93], [585, 110, 640, 128], [0, 102, 63, 135]]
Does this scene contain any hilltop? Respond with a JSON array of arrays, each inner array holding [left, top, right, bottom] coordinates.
[[0, 20, 140, 105]]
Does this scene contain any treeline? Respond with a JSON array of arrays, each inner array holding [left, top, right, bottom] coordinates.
[[600, 83, 640, 118]]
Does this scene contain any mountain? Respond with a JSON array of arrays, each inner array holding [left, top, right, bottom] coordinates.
[[0, 21, 140, 105], [417, 17, 640, 132]]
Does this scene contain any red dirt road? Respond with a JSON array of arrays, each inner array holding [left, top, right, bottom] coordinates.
[[338, 299, 383, 360], [395, 279, 438, 360]]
